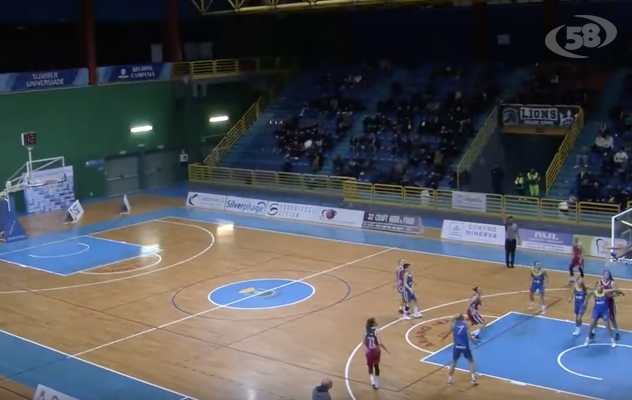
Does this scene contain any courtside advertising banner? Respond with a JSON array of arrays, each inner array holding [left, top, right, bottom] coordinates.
[[441, 220, 506, 246], [518, 229, 573, 254], [362, 212, 423, 234], [186, 192, 226, 210], [33, 384, 79, 400], [451, 191, 487, 213], [224, 196, 268, 215], [266, 201, 364, 228], [574, 234, 627, 258]]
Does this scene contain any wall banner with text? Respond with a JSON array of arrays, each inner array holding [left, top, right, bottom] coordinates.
[[362, 212, 423, 234], [501, 104, 579, 128], [0, 68, 89, 93], [97, 63, 172, 84]]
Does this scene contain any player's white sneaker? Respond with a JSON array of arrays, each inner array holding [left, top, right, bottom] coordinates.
[[611, 339, 616, 348], [402, 314, 411, 320], [572, 327, 580, 336], [413, 312, 423, 318], [583, 338, 590, 347]]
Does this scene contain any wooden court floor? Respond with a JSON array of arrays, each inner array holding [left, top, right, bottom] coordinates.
[[0, 194, 630, 400]]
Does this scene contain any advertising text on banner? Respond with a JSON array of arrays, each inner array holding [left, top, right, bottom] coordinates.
[[518, 229, 573, 254], [97, 63, 172, 84], [0, 69, 89, 93], [451, 191, 487, 213], [225, 196, 268, 215], [186, 192, 226, 210], [362, 212, 423, 234], [574, 234, 628, 258], [266, 202, 364, 227], [440, 220, 505, 246]]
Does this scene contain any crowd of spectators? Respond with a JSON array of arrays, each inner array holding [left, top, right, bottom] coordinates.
[[272, 71, 369, 173], [334, 64, 499, 188], [573, 74, 632, 210]]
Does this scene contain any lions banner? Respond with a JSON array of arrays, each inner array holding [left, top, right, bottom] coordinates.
[[500, 104, 580, 135]]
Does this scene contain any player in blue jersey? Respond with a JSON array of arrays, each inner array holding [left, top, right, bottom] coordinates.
[[441, 314, 478, 387], [584, 282, 625, 348], [395, 260, 406, 314], [567, 276, 587, 336], [528, 261, 547, 315], [402, 262, 422, 320]]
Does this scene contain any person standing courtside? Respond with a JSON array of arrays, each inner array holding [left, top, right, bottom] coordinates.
[[504, 216, 520, 269]]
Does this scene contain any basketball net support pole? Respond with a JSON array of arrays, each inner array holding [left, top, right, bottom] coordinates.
[[26, 146, 34, 182]]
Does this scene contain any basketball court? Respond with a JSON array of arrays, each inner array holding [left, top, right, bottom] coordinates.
[[0, 192, 628, 400]]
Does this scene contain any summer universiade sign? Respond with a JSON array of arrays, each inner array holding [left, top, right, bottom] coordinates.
[[0, 68, 89, 93]]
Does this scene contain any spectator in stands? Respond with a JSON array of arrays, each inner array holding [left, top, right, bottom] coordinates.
[[491, 165, 504, 195], [574, 145, 589, 169], [526, 168, 541, 197], [333, 155, 344, 174], [614, 147, 629, 167], [514, 172, 525, 197], [593, 131, 614, 153]]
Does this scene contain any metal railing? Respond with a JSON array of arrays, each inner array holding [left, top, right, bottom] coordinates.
[[172, 57, 296, 79], [456, 106, 498, 189], [203, 72, 290, 166], [188, 165, 619, 228], [545, 108, 585, 195]]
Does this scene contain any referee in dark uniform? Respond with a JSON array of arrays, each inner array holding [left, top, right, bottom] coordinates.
[[504, 216, 520, 268]]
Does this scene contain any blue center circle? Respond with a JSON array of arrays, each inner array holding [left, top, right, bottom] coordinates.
[[208, 279, 315, 310]]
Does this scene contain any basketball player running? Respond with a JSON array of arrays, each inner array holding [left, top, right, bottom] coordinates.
[[402, 262, 422, 320], [584, 283, 624, 347], [395, 260, 406, 314], [569, 238, 585, 283], [568, 276, 587, 336], [364, 317, 389, 389], [528, 261, 547, 314], [597, 270, 621, 340], [441, 314, 478, 387], [466, 287, 486, 341]]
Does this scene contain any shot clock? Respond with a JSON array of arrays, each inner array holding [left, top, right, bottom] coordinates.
[[21, 132, 36, 148]]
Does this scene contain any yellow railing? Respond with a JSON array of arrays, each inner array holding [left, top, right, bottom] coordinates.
[[456, 107, 498, 189], [204, 72, 290, 166], [172, 57, 297, 79], [188, 165, 619, 227], [205, 100, 262, 166], [545, 108, 585, 195]]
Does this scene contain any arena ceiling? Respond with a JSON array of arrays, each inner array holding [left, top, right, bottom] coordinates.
[[188, 0, 498, 16]]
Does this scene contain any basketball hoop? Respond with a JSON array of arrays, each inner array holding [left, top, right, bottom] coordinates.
[[608, 245, 632, 266]]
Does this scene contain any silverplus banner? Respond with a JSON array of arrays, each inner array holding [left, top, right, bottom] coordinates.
[[362, 212, 423, 234], [501, 104, 579, 128]]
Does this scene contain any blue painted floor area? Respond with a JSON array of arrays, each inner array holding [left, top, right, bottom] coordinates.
[[0, 236, 158, 276], [0, 330, 186, 400], [208, 279, 315, 310], [422, 312, 632, 400]]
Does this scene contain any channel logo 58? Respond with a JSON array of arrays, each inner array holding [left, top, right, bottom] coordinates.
[[545, 15, 617, 59]]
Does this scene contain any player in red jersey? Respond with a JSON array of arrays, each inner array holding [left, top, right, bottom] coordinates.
[[568, 238, 585, 284], [466, 287, 487, 341], [364, 317, 389, 389], [594, 270, 621, 341]]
